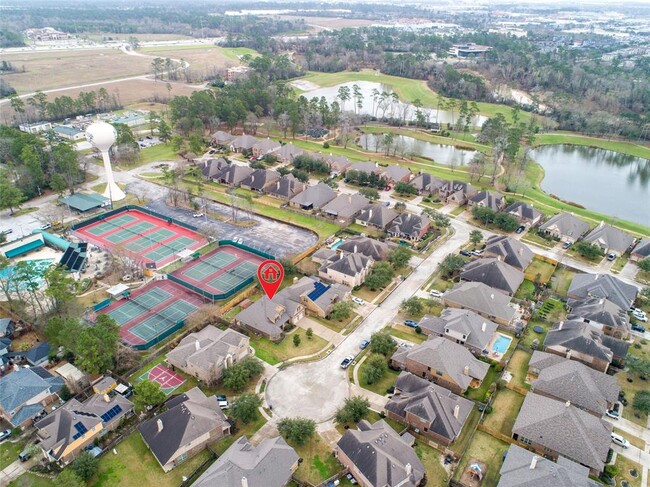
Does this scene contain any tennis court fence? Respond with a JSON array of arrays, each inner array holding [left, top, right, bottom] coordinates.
[[71, 205, 200, 233]]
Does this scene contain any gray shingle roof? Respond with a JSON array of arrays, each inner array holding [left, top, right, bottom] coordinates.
[[583, 222, 634, 253], [632, 238, 650, 259], [544, 320, 630, 363], [356, 204, 399, 229], [392, 337, 490, 391], [348, 161, 381, 175], [326, 154, 352, 172], [539, 213, 590, 241], [382, 165, 411, 182], [469, 190, 505, 212], [503, 201, 544, 222], [387, 213, 430, 240], [193, 436, 299, 487], [443, 281, 517, 323], [567, 297, 629, 333], [230, 134, 259, 151], [337, 236, 394, 261], [264, 174, 306, 199], [218, 164, 255, 186], [211, 131, 235, 145], [386, 372, 473, 443], [337, 420, 425, 487], [252, 138, 281, 154], [240, 169, 280, 191], [418, 308, 498, 351], [461, 258, 525, 295], [498, 444, 599, 487], [512, 392, 611, 472], [484, 235, 534, 271], [289, 182, 336, 209], [276, 143, 304, 161], [320, 253, 372, 277], [199, 158, 229, 179], [282, 276, 350, 314], [322, 193, 370, 219], [567, 273, 637, 310], [139, 387, 229, 468], [0, 367, 64, 426], [409, 173, 446, 193], [530, 351, 619, 415]]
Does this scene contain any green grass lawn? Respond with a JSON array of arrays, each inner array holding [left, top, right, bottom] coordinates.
[[311, 313, 358, 333], [8, 474, 54, 487], [454, 431, 509, 487], [450, 409, 481, 455], [616, 370, 649, 427], [613, 455, 643, 487], [390, 324, 428, 344], [292, 434, 342, 486], [465, 365, 499, 403], [521, 231, 556, 249], [449, 205, 466, 217], [250, 330, 329, 366], [549, 266, 577, 297], [335, 410, 405, 436], [414, 442, 449, 487], [354, 285, 384, 303], [524, 258, 557, 284], [211, 415, 268, 455], [535, 132, 650, 160], [358, 358, 400, 395], [93, 430, 211, 487], [9, 207, 39, 217], [613, 427, 645, 450], [514, 280, 536, 301], [506, 350, 532, 390], [611, 254, 629, 274], [483, 389, 525, 437], [0, 440, 25, 470], [363, 125, 491, 153], [520, 320, 552, 349], [133, 143, 181, 166]]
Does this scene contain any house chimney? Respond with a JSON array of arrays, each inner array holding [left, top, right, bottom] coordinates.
[[354, 245, 358, 254], [340, 253, 344, 260], [405, 463, 412, 476], [490, 294, 495, 300], [565, 400, 571, 408], [566, 349, 572, 360], [481, 322, 486, 332], [463, 365, 469, 376], [157, 419, 163, 433], [195, 340, 200, 351], [558, 321, 564, 331], [530, 456, 538, 470], [368, 209, 373, 219], [375, 162, 379, 167], [241, 477, 248, 487], [453, 405, 460, 419], [103, 394, 110, 403]]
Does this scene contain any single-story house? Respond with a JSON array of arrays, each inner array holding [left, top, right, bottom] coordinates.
[[288, 182, 336, 211], [355, 204, 399, 230], [582, 222, 634, 256], [234, 294, 304, 341], [498, 444, 600, 487], [321, 193, 370, 221], [460, 258, 525, 296], [382, 165, 411, 183], [199, 158, 229, 181], [166, 326, 250, 384], [385, 372, 473, 446], [503, 201, 544, 226], [337, 420, 425, 487], [567, 297, 630, 339], [543, 320, 630, 373], [229, 134, 259, 153], [263, 174, 306, 200], [347, 160, 383, 176], [91, 375, 116, 395], [512, 392, 611, 476], [326, 154, 352, 174], [528, 351, 619, 417], [240, 169, 280, 192], [252, 138, 281, 158], [0, 366, 65, 428], [387, 213, 431, 241], [139, 387, 230, 472], [192, 436, 299, 487], [319, 253, 373, 288], [391, 337, 490, 394], [443, 281, 517, 326], [36, 393, 134, 465], [409, 173, 446, 195], [418, 308, 498, 356], [210, 131, 235, 147], [438, 180, 477, 205], [483, 235, 534, 271], [539, 212, 591, 243], [631, 238, 650, 263], [468, 190, 506, 212], [216, 164, 255, 187], [567, 273, 637, 311], [337, 236, 395, 261], [276, 143, 304, 164]]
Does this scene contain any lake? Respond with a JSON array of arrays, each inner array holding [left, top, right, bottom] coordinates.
[[530, 144, 650, 226], [301, 81, 488, 126], [358, 133, 477, 166]]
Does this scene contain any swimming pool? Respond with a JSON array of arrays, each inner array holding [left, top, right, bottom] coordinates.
[[492, 334, 512, 355], [0, 259, 54, 291], [330, 239, 344, 250]]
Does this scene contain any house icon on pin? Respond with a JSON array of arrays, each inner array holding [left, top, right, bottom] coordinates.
[[263, 265, 280, 282]]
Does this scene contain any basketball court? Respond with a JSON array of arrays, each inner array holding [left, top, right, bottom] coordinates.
[[138, 363, 185, 395]]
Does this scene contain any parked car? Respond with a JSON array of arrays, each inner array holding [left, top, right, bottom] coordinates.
[[471, 249, 484, 256], [632, 310, 648, 322], [515, 225, 526, 234], [360, 339, 369, 350], [18, 447, 32, 462], [404, 320, 418, 328], [346, 473, 358, 485], [562, 241, 572, 249], [216, 395, 229, 409], [607, 253, 616, 261], [459, 250, 472, 257], [340, 356, 354, 369], [208, 149, 216, 154], [631, 323, 646, 333], [429, 290, 443, 298], [605, 409, 619, 420], [193, 212, 204, 218], [0, 430, 11, 443], [611, 432, 630, 448], [38, 223, 52, 231], [382, 201, 391, 207], [352, 297, 364, 305], [1, 228, 12, 235]]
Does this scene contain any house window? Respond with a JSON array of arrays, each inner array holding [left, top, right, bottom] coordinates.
[[519, 436, 532, 445], [427, 366, 431, 371], [176, 453, 188, 464], [436, 370, 443, 376]]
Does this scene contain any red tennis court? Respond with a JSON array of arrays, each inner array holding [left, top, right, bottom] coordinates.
[[73, 208, 207, 268], [138, 364, 185, 395]]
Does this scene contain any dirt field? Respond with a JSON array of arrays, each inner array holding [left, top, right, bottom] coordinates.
[[139, 45, 249, 72], [0, 48, 153, 93], [278, 15, 379, 30], [87, 33, 196, 42]]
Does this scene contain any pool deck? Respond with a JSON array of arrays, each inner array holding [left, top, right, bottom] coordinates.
[[485, 332, 513, 362]]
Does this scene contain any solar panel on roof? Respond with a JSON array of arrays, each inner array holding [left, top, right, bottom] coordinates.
[[307, 281, 330, 302], [100, 405, 123, 422], [72, 421, 88, 440]]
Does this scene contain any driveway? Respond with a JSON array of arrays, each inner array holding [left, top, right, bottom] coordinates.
[[265, 219, 469, 422], [0, 460, 25, 487]]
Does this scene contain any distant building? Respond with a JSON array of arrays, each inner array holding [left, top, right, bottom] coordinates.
[[449, 43, 491, 58], [19, 122, 53, 134], [226, 66, 251, 81], [24, 27, 73, 42], [53, 125, 86, 141], [583, 222, 635, 256], [319, 252, 373, 287]]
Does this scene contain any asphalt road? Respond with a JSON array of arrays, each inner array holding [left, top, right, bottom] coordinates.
[[265, 219, 470, 422]]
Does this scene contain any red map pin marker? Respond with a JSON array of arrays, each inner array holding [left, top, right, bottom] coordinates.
[[257, 260, 284, 300]]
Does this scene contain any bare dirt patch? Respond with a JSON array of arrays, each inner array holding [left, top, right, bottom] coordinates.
[[139, 46, 239, 72], [279, 15, 380, 29]]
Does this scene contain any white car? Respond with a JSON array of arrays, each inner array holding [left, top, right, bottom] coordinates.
[[192, 212, 204, 218], [632, 310, 647, 322], [611, 432, 629, 448], [429, 290, 443, 298], [352, 297, 364, 305]]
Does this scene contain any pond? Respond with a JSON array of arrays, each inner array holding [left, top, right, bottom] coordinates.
[[301, 81, 488, 126], [530, 144, 650, 226], [358, 133, 477, 166]]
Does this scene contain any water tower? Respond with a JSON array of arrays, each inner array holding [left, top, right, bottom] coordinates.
[[86, 122, 126, 202]]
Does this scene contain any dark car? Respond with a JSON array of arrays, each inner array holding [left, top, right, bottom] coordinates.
[[404, 320, 418, 328], [631, 323, 646, 333], [460, 250, 472, 257], [562, 241, 572, 249], [515, 225, 526, 234]]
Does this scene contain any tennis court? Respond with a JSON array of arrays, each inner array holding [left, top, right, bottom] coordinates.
[[73, 208, 207, 268], [97, 280, 205, 349], [169, 245, 266, 299], [138, 364, 185, 395]]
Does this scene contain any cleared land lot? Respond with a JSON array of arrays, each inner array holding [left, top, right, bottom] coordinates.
[[0, 49, 152, 93], [139, 46, 257, 72], [279, 15, 380, 29]]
